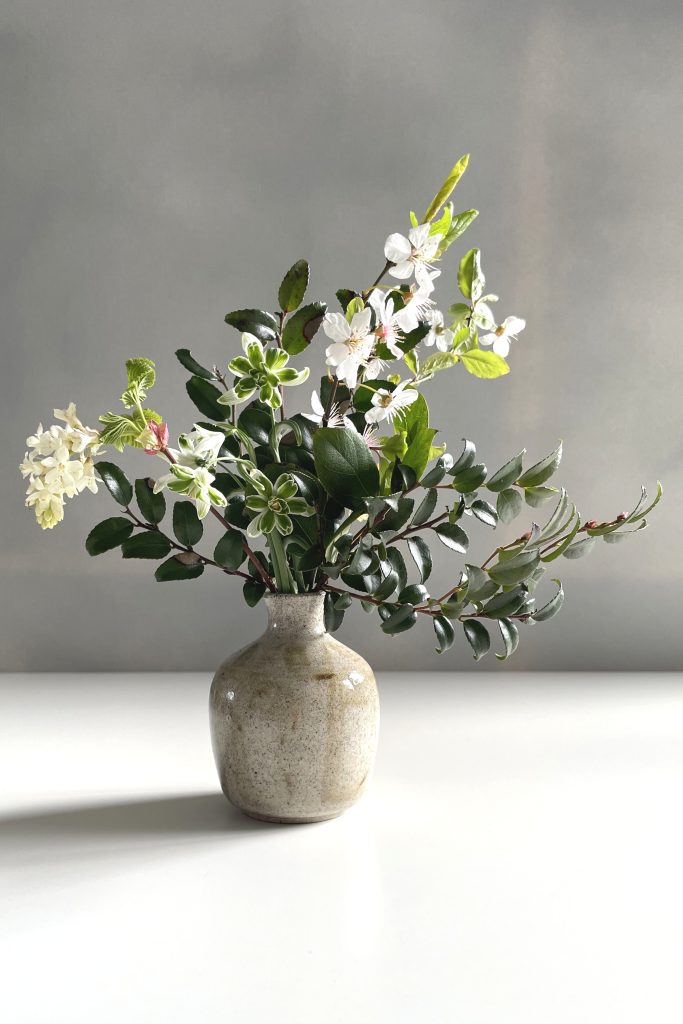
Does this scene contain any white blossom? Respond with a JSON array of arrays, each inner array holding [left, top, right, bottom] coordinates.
[[154, 464, 227, 520], [304, 390, 350, 429], [367, 290, 403, 357], [384, 224, 443, 280], [394, 266, 440, 334], [423, 310, 454, 352], [365, 381, 419, 425], [174, 425, 225, 469], [323, 308, 374, 389], [480, 316, 526, 358]]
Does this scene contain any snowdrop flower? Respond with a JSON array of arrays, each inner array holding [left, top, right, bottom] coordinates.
[[175, 425, 225, 469], [394, 266, 440, 334], [367, 290, 403, 357], [365, 381, 419, 425], [480, 316, 526, 358], [423, 310, 454, 352], [153, 464, 227, 520], [323, 308, 374, 389], [384, 224, 443, 280]]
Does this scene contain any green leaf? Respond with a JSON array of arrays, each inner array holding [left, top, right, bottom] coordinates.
[[175, 348, 214, 380], [186, 377, 226, 420], [243, 579, 266, 606], [398, 583, 428, 605], [517, 442, 563, 488], [481, 586, 528, 619], [121, 357, 156, 408], [224, 309, 279, 342], [407, 536, 432, 584], [458, 247, 483, 301], [439, 209, 479, 253], [487, 451, 525, 492], [496, 618, 520, 660], [335, 289, 358, 313], [374, 570, 399, 602], [173, 500, 203, 547], [396, 394, 438, 480], [324, 592, 345, 632], [496, 489, 523, 525], [452, 463, 487, 493], [386, 547, 408, 593], [463, 619, 490, 661], [531, 580, 564, 622], [450, 440, 476, 475], [214, 529, 246, 570], [134, 478, 166, 525], [562, 537, 596, 560], [488, 548, 541, 586], [423, 154, 469, 223], [412, 488, 438, 527], [459, 349, 509, 379], [415, 351, 460, 381], [524, 486, 559, 508], [278, 259, 309, 313], [433, 615, 455, 654], [603, 521, 648, 543], [155, 556, 205, 581], [470, 499, 498, 527], [95, 461, 133, 507], [85, 517, 134, 556], [628, 481, 663, 524], [420, 454, 452, 488], [378, 498, 414, 533], [434, 523, 469, 553], [381, 604, 417, 635], [121, 532, 172, 559], [313, 428, 380, 508], [97, 413, 145, 452], [542, 511, 581, 562], [281, 301, 326, 355]]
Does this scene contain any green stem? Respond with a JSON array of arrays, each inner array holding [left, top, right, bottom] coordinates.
[[268, 530, 297, 593]]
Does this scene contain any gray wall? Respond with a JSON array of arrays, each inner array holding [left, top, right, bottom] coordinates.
[[2, 0, 681, 672]]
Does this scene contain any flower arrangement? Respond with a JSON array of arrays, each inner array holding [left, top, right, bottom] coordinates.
[[20, 156, 661, 661]]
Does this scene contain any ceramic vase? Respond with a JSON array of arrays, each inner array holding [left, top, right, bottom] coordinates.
[[209, 593, 380, 823]]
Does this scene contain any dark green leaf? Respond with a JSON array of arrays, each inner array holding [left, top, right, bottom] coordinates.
[[96, 461, 133, 507], [85, 517, 133, 556], [381, 604, 418, 635], [407, 536, 433, 584], [470, 499, 498, 527], [434, 523, 469, 554], [135, 478, 166, 525], [450, 439, 476, 475], [433, 615, 455, 654], [224, 309, 279, 342], [517, 442, 563, 488], [278, 259, 309, 313], [421, 454, 453, 488], [497, 488, 523, 525], [481, 586, 528, 619], [313, 427, 380, 508], [175, 348, 214, 380], [186, 377, 226, 420], [486, 451, 525, 492], [378, 498, 415, 533], [324, 592, 345, 632], [463, 619, 490, 660], [214, 529, 246, 570], [173, 500, 203, 547], [335, 289, 358, 312], [496, 618, 520, 660], [237, 406, 272, 447], [562, 537, 596, 560], [531, 580, 564, 621], [453, 463, 487, 493], [488, 548, 540, 585], [374, 570, 399, 602], [243, 579, 266, 606], [121, 532, 172, 559], [398, 583, 428, 605], [386, 547, 408, 593], [281, 301, 326, 355], [412, 488, 438, 527], [155, 556, 205, 581]]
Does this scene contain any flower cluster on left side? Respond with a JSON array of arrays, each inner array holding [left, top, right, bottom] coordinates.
[[20, 404, 101, 529]]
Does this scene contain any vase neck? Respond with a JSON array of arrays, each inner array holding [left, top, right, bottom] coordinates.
[[264, 594, 326, 639]]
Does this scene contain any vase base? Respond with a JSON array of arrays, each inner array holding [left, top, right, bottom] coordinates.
[[240, 807, 345, 825]]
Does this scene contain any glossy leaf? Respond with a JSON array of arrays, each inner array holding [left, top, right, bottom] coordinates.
[[562, 536, 596, 560], [175, 348, 214, 380], [486, 451, 525, 492], [517, 442, 563, 488], [173, 500, 203, 547], [398, 583, 428, 605], [278, 259, 309, 313], [214, 529, 246, 570], [433, 615, 455, 654], [423, 154, 469, 223], [386, 547, 408, 593], [407, 536, 433, 583], [381, 604, 417, 635], [524, 486, 559, 508], [452, 463, 487, 493], [224, 309, 278, 342], [434, 522, 469, 553], [481, 587, 528, 618], [96, 461, 133, 507], [463, 619, 490, 661], [459, 350, 509, 379], [313, 428, 380, 508], [121, 532, 172, 559], [155, 556, 205, 582], [281, 301, 326, 355], [135, 478, 166, 525], [85, 517, 134, 556], [450, 440, 476, 476], [412, 488, 438, 527], [531, 579, 564, 621], [488, 548, 541, 585], [470, 499, 498, 527], [496, 618, 520, 660], [243, 579, 266, 606], [186, 377, 226, 420]]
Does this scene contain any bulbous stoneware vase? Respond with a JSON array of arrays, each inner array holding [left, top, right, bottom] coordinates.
[[209, 593, 380, 823]]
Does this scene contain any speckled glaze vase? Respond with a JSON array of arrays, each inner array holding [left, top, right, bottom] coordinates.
[[209, 593, 380, 823]]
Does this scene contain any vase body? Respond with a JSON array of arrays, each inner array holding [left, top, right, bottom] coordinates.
[[209, 593, 379, 823]]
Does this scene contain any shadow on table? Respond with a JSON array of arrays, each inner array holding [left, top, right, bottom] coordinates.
[[0, 793, 282, 864]]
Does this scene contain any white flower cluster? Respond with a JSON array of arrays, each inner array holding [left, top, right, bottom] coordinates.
[[20, 404, 101, 529]]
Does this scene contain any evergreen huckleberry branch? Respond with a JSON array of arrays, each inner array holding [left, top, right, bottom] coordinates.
[[20, 156, 662, 660]]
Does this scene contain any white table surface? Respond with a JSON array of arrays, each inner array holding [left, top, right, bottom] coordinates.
[[1, 671, 682, 1023]]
